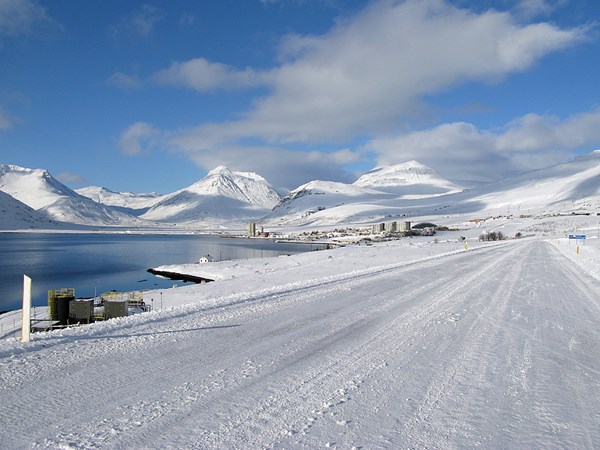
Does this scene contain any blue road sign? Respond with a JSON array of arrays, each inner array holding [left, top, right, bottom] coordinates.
[[568, 234, 587, 240]]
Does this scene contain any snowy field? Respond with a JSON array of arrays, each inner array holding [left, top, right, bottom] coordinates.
[[1, 231, 600, 448]]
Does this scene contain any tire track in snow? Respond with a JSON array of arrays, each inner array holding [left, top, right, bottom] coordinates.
[[131, 243, 526, 448], [395, 241, 600, 448], [30, 242, 518, 449], [5, 240, 599, 448], [398, 240, 530, 448]]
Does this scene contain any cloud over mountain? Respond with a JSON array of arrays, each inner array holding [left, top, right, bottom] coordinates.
[[366, 109, 600, 183], [117, 0, 588, 188], [164, 0, 584, 143]]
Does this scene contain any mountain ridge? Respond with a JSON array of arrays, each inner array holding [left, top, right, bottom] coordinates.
[[0, 164, 144, 226], [2, 153, 600, 230]]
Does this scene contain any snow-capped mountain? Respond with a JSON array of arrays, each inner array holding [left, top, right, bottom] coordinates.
[[265, 153, 600, 226], [0, 189, 58, 229], [265, 180, 387, 226], [265, 161, 463, 226], [0, 164, 144, 226], [354, 161, 463, 197], [76, 186, 164, 215], [3, 153, 600, 230], [142, 166, 281, 225], [0, 164, 78, 210]]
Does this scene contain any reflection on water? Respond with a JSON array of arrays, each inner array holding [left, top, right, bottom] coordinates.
[[0, 233, 324, 312]]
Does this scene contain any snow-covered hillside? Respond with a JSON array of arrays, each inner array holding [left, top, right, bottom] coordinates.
[[142, 166, 281, 225], [264, 161, 464, 226], [0, 164, 146, 226], [265, 180, 389, 226], [3, 152, 600, 230], [76, 186, 164, 215], [0, 190, 58, 230], [0, 164, 79, 210], [265, 153, 600, 226], [354, 160, 463, 197], [443, 150, 600, 216], [37, 196, 144, 226]]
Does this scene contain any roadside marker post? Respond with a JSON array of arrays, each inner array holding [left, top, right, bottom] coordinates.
[[568, 235, 586, 255], [22, 275, 32, 343]]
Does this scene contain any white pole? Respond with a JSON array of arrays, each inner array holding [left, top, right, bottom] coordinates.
[[22, 275, 32, 343]]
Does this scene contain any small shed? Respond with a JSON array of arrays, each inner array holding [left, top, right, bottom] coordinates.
[[69, 299, 94, 324], [104, 300, 128, 319]]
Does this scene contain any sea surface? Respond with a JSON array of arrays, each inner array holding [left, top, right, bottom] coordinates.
[[0, 233, 323, 312]]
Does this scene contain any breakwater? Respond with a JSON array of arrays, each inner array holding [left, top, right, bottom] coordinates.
[[147, 268, 214, 284]]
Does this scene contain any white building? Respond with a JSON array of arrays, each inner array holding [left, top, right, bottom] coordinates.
[[398, 221, 411, 232], [385, 222, 397, 232], [198, 255, 215, 264]]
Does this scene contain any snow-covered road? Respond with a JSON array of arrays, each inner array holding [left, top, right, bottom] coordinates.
[[1, 240, 599, 448]]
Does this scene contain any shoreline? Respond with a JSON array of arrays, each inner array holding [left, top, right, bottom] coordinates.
[[147, 268, 214, 284]]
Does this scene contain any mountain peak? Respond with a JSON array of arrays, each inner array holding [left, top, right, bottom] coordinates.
[[142, 167, 281, 224], [354, 161, 437, 187], [0, 164, 143, 226], [352, 161, 463, 198], [208, 166, 233, 176]]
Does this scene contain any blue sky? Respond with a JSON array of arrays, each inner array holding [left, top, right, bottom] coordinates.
[[0, 0, 599, 193]]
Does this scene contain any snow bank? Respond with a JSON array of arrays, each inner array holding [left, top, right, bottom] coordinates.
[[0, 236, 502, 340], [148, 236, 507, 311], [550, 236, 600, 281]]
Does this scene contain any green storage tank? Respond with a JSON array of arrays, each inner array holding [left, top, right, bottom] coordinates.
[[48, 288, 75, 325]]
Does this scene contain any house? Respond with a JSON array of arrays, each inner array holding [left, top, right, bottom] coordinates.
[[198, 255, 215, 264]]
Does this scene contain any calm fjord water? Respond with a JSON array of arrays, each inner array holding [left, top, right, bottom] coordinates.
[[0, 233, 320, 312]]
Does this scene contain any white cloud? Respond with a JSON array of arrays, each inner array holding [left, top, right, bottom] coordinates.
[[168, 129, 361, 188], [118, 122, 160, 156], [0, 0, 60, 40], [124, 0, 590, 187], [178, 13, 195, 27], [0, 107, 14, 129], [161, 0, 586, 149], [56, 172, 86, 186], [259, 0, 321, 5], [365, 109, 600, 183], [514, 0, 566, 19], [152, 58, 271, 91], [130, 4, 164, 36], [106, 72, 142, 89], [251, 0, 584, 141], [497, 110, 600, 151], [111, 4, 165, 38]]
